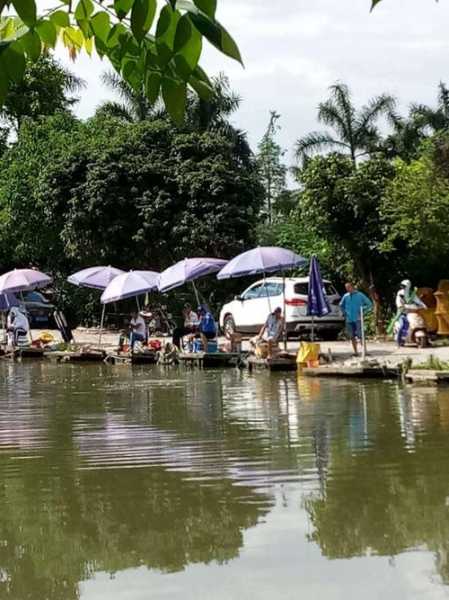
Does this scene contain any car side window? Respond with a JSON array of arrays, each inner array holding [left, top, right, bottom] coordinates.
[[293, 283, 308, 295], [243, 284, 264, 300], [263, 282, 284, 297]]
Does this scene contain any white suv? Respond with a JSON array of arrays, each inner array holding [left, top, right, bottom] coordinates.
[[219, 276, 344, 340]]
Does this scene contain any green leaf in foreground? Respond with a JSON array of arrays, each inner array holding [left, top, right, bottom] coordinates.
[[162, 76, 186, 124]]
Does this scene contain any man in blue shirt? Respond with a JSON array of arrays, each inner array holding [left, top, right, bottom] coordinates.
[[339, 282, 373, 356]]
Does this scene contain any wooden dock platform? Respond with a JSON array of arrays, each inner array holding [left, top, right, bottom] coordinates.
[[247, 354, 297, 372], [406, 369, 449, 384], [179, 352, 242, 368], [302, 364, 399, 379], [45, 350, 106, 363]]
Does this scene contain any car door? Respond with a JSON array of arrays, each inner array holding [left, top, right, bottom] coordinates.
[[234, 282, 266, 331]]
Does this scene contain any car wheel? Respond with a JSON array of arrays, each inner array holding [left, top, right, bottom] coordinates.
[[223, 314, 236, 337]]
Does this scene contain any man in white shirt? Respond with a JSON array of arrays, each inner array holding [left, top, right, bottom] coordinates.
[[129, 310, 147, 351], [6, 307, 30, 347]]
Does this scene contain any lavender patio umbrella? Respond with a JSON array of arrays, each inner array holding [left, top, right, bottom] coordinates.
[[217, 247, 306, 280], [307, 256, 330, 341], [217, 247, 307, 349], [68, 266, 124, 290], [0, 269, 52, 294], [68, 265, 125, 344], [101, 271, 160, 305], [158, 258, 228, 304]]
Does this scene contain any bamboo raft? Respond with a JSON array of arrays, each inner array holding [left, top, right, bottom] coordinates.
[[179, 352, 243, 368], [247, 354, 298, 372]]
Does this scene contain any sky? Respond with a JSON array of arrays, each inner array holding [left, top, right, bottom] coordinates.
[[55, 0, 449, 168]]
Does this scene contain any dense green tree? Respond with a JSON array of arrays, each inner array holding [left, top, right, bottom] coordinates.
[[295, 83, 396, 164], [0, 54, 85, 131], [256, 111, 287, 224], [0, 113, 263, 319], [380, 136, 449, 286]]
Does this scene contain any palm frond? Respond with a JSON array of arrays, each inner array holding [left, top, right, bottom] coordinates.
[[295, 131, 349, 163], [329, 82, 355, 131], [95, 101, 135, 122], [317, 99, 351, 142], [358, 94, 396, 131]]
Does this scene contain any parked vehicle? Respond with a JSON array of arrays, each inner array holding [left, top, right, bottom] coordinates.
[[219, 277, 344, 340], [18, 291, 55, 328], [393, 307, 429, 348]]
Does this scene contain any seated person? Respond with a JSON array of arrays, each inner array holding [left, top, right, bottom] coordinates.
[[255, 307, 284, 359], [129, 310, 147, 351], [172, 303, 199, 349], [191, 304, 217, 351], [6, 307, 30, 347]]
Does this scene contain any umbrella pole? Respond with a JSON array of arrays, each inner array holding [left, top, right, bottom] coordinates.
[[360, 307, 367, 360], [98, 304, 106, 346], [311, 316, 315, 342], [192, 281, 200, 307], [263, 274, 272, 314], [136, 296, 141, 311], [282, 272, 287, 350]]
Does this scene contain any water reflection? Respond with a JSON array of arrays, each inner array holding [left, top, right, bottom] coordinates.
[[0, 364, 449, 598]]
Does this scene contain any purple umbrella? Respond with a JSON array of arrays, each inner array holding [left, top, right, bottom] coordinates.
[[217, 247, 306, 280], [0, 269, 52, 294], [101, 271, 160, 305], [158, 258, 228, 294], [68, 266, 124, 290], [68, 265, 126, 345], [307, 256, 330, 341]]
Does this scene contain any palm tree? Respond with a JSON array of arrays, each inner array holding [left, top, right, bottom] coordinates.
[[410, 82, 449, 133], [1, 54, 85, 131], [96, 71, 163, 122], [295, 82, 396, 164]]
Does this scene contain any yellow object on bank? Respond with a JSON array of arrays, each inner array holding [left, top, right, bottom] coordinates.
[[39, 331, 55, 344], [297, 342, 320, 366]]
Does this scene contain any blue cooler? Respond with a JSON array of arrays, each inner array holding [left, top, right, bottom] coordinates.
[[207, 340, 218, 353], [193, 339, 218, 353]]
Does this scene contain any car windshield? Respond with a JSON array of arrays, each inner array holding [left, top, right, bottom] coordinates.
[[23, 291, 48, 303]]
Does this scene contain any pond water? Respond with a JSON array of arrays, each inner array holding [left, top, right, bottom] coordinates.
[[1, 362, 449, 599]]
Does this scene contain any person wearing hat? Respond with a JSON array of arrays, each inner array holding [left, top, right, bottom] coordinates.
[[257, 307, 284, 359], [394, 279, 426, 346]]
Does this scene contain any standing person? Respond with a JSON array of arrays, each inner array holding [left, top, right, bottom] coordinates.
[[6, 307, 30, 347], [129, 310, 147, 351], [339, 282, 372, 356], [172, 303, 199, 350]]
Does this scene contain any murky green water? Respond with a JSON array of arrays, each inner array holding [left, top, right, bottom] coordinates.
[[1, 363, 449, 599]]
